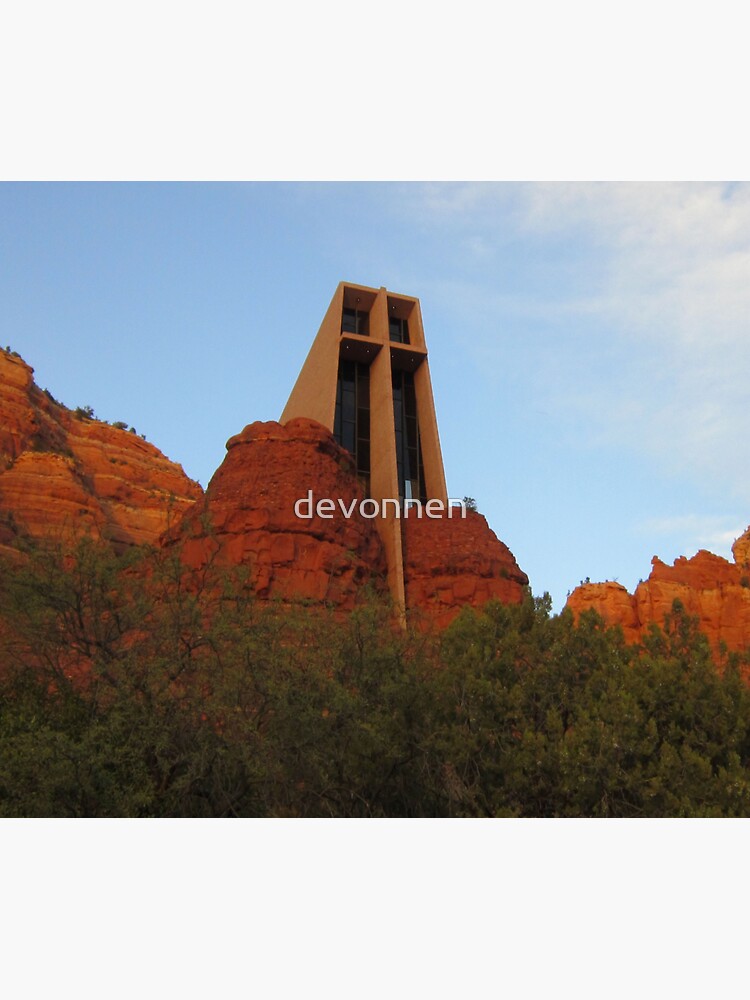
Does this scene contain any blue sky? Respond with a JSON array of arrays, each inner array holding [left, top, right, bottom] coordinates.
[[2, 182, 749, 609]]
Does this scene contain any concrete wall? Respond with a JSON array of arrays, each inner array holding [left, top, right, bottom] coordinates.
[[280, 281, 449, 613]]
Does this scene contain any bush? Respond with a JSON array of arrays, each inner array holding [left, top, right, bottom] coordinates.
[[2, 542, 750, 817]]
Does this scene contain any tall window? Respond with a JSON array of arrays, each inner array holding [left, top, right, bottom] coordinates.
[[389, 316, 409, 344], [392, 369, 425, 502], [334, 359, 371, 496], [342, 307, 370, 336]]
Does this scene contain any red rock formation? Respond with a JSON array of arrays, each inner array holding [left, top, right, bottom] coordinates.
[[567, 528, 750, 656], [0, 349, 202, 550], [734, 530, 750, 571], [403, 510, 529, 628], [1, 349, 529, 625], [165, 418, 389, 610], [565, 580, 641, 645], [167, 419, 530, 620]]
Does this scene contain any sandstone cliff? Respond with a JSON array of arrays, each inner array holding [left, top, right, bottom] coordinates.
[[403, 511, 529, 628], [164, 418, 389, 611], [164, 417, 529, 621], [0, 348, 202, 552], [567, 528, 750, 656], [1, 348, 529, 624]]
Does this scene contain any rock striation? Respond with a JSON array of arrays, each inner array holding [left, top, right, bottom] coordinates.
[[567, 528, 750, 656], [0, 349, 202, 552], [403, 511, 529, 628], [1, 348, 529, 624], [164, 418, 530, 621], [165, 418, 388, 610]]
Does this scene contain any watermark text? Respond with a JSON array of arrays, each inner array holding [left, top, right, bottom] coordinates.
[[294, 491, 467, 520]]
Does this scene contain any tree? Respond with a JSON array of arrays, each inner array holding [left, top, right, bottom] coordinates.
[[3, 543, 750, 817]]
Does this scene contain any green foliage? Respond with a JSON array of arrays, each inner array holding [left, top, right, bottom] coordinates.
[[462, 496, 478, 512], [74, 405, 95, 420], [2, 542, 750, 817], [111, 421, 128, 431]]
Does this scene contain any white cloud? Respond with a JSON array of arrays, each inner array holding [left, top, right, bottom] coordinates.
[[404, 182, 750, 504], [637, 514, 749, 562]]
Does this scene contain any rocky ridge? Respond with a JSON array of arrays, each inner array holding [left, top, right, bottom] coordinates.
[[166, 418, 530, 621], [0, 348, 202, 555], [403, 511, 529, 627], [166, 418, 389, 611], [567, 529, 750, 655], [0, 348, 529, 624]]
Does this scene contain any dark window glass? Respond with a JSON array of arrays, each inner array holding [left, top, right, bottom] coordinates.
[[334, 377, 342, 441], [342, 306, 369, 336], [389, 317, 410, 344], [342, 307, 357, 333], [333, 358, 372, 497], [406, 416, 418, 445], [392, 368, 425, 502], [357, 369, 370, 405], [342, 420, 355, 453], [340, 359, 355, 388]]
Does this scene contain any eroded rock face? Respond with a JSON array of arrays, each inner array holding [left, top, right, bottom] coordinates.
[[733, 529, 750, 570], [164, 418, 389, 610], [567, 530, 750, 656], [1, 350, 531, 625], [403, 510, 529, 628], [565, 581, 641, 645], [0, 349, 202, 549], [165, 422, 530, 622]]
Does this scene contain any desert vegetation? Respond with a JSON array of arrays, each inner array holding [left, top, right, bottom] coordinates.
[[1, 537, 750, 817]]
